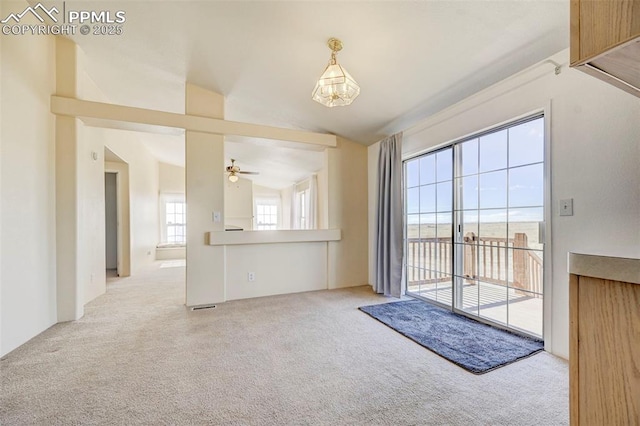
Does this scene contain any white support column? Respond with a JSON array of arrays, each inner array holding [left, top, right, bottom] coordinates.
[[55, 37, 83, 321], [185, 84, 226, 305]]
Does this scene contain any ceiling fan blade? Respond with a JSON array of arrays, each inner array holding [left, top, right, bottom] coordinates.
[[238, 171, 260, 175]]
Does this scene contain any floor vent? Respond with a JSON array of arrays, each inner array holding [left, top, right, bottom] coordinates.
[[191, 304, 217, 311]]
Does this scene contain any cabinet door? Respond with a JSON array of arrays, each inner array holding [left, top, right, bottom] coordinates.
[[571, 0, 640, 64], [576, 276, 640, 425]]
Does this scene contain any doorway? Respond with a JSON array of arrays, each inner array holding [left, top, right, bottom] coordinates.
[[405, 115, 545, 337], [105, 172, 118, 277]]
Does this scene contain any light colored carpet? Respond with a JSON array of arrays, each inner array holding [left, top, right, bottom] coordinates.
[[0, 263, 569, 425]]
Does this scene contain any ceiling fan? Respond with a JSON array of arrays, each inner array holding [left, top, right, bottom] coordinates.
[[226, 159, 259, 182]]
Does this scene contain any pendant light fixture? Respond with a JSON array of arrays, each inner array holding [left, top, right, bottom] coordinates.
[[312, 38, 360, 107]]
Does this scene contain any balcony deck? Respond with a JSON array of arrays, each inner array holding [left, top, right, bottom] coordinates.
[[407, 281, 543, 337], [406, 232, 544, 338]]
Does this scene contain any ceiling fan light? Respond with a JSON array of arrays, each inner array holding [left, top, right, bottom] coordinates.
[[228, 173, 239, 183]]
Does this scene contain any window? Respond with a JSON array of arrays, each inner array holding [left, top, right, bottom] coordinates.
[[255, 203, 278, 230], [160, 194, 186, 244], [165, 201, 186, 243]]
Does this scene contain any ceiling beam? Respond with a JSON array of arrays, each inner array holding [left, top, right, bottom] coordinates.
[[50, 96, 337, 148]]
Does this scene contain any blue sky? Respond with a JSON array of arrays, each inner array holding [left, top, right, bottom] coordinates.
[[405, 117, 544, 224]]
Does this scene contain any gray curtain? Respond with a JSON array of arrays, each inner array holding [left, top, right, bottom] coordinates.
[[375, 132, 403, 297]]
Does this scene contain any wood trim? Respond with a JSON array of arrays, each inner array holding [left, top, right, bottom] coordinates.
[[50, 95, 337, 148], [568, 252, 640, 284], [573, 34, 640, 66], [570, 0, 581, 64], [569, 273, 580, 426]]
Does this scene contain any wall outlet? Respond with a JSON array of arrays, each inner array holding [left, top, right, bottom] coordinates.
[[560, 198, 574, 216], [247, 272, 255, 282]]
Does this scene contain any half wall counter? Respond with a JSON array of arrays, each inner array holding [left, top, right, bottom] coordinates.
[[204, 229, 342, 301]]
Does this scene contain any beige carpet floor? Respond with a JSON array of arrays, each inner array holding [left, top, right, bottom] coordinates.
[[0, 263, 569, 425]]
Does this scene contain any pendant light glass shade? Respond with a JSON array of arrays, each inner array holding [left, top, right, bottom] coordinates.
[[312, 38, 360, 108]]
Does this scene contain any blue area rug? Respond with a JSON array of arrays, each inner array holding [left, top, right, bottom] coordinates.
[[359, 299, 544, 374]]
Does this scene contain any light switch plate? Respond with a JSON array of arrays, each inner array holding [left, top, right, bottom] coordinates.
[[213, 211, 221, 222], [560, 199, 573, 216]]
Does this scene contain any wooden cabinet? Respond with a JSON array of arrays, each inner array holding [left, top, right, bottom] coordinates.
[[570, 0, 640, 97], [569, 253, 640, 425]]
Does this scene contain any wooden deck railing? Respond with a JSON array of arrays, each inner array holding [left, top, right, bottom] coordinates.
[[407, 232, 543, 296], [406, 238, 452, 284]]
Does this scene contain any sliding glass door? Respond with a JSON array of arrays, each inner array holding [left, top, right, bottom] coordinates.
[[405, 147, 453, 305], [405, 115, 545, 337]]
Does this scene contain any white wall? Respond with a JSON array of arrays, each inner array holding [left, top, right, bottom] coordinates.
[[253, 184, 281, 198], [76, 56, 109, 301], [159, 162, 185, 194], [317, 162, 329, 229], [281, 185, 293, 229], [78, 124, 106, 303], [370, 49, 640, 359], [225, 242, 328, 300], [55, 38, 83, 322], [0, 21, 57, 356], [367, 141, 380, 287], [225, 176, 253, 230], [327, 137, 369, 288], [78, 59, 159, 276]]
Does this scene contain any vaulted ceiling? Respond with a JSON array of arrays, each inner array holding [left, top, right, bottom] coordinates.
[[65, 0, 569, 186]]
